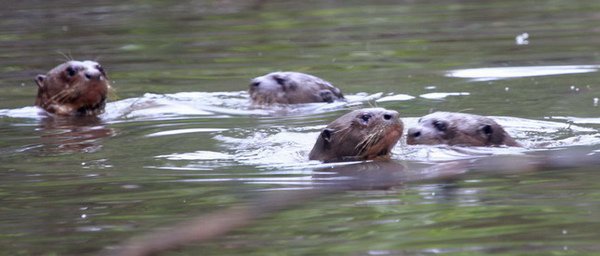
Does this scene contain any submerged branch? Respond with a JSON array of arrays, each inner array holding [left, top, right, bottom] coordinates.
[[106, 147, 599, 256]]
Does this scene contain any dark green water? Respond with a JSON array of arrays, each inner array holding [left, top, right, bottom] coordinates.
[[1, 1, 599, 255]]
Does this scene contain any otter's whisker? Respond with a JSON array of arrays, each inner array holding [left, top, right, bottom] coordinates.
[[457, 108, 474, 113], [358, 128, 386, 155], [56, 51, 70, 62], [335, 126, 353, 143], [44, 89, 71, 107], [366, 100, 374, 108], [51, 86, 77, 104], [356, 129, 380, 152]]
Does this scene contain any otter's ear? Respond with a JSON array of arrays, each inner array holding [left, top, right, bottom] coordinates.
[[319, 90, 335, 103], [480, 124, 504, 145], [272, 75, 286, 86], [35, 75, 46, 88], [272, 75, 288, 91], [481, 124, 493, 136], [320, 128, 334, 143]]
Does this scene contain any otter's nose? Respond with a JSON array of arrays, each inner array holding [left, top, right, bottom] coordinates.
[[407, 128, 421, 138], [84, 72, 102, 80], [250, 81, 260, 88], [382, 110, 399, 121]]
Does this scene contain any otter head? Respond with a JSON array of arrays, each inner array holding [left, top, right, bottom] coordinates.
[[249, 71, 344, 105], [309, 108, 403, 163], [35, 60, 110, 116], [406, 112, 520, 147]]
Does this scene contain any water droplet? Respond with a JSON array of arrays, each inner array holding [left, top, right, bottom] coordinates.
[[594, 98, 598, 107], [368, 250, 391, 255], [515, 32, 529, 45], [122, 184, 140, 189], [81, 214, 87, 219]]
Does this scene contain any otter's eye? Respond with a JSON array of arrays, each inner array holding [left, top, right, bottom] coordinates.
[[96, 65, 105, 76], [360, 114, 371, 124], [433, 120, 447, 131], [66, 66, 77, 77]]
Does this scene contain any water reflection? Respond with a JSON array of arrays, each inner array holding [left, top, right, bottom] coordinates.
[[37, 115, 114, 154], [2, 0, 600, 255], [313, 160, 471, 190]]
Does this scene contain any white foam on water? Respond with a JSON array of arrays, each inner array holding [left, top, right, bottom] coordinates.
[[146, 128, 228, 137], [420, 92, 470, 99], [376, 94, 416, 102], [447, 65, 600, 81]]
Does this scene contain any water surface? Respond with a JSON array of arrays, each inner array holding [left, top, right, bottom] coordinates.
[[1, 0, 599, 255]]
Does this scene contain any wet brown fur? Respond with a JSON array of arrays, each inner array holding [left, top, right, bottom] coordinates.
[[35, 61, 110, 116], [249, 72, 344, 105], [407, 112, 520, 147], [309, 108, 403, 163]]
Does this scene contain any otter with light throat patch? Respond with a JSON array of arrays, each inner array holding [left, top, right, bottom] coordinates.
[[249, 72, 344, 105], [407, 112, 520, 147], [35, 60, 110, 116], [309, 108, 403, 163]]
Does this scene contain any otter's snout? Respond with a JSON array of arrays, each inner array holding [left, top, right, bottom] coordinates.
[[84, 71, 103, 81], [248, 79, 262, 96], [380, 110, 401, 125], [406, 127, 421, 144], [408, 128, 420, 137]]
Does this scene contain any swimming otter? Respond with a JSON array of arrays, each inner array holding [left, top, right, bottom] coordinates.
[[309, 108, 403, 163], [249, 72, 344, 104], [35, 60, 110, 116], [406, 112, 520, 147]]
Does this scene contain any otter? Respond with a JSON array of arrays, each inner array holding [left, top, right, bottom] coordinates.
[[35, 60, 110, 116], [406, 112, 520, 147], [309, 108, 403, 163], [249, 72, 344, 104]]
